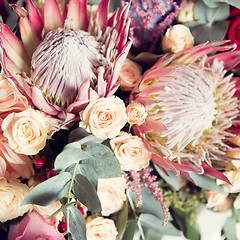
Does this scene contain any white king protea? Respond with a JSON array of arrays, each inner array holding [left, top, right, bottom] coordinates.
[[0, 0, 131, 122], [131, 42, 240, 180]]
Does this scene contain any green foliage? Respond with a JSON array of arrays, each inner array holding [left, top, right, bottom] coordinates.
[[223, 216, 238, 240], [202, 0, 240, 8]]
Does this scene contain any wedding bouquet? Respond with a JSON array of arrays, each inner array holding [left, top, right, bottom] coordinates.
[[1, 0, 240, 239]]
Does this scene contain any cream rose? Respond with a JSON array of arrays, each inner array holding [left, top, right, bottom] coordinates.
[[217, 169, 240, 193], [234, 194, 240, 209], [119, 58, 142, 91], [126, 102, 147, 126], [205, 191, 232, 212], [0, 177, 31, 222], [177, 0, 195, 23], [110, 132, 151, 171], [79, 96, 127, 139], [227, 149, 240, 168], [2, 108, 48, 155], [162, 24, 194, 53], [97, 177, 126, 216], [86, 216, 118, 240]]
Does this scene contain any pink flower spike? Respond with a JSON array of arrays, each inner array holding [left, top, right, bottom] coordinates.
[[19, 16, 40, 58], [44, 0, 64, 33], [27, 0, 43, 37], [94, 0, 109, 32]]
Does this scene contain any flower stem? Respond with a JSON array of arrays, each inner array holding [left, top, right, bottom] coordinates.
[[208, 2, 225, 26]]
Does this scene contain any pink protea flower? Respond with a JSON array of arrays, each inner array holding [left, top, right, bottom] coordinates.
[[0, 0, 131, 123], [131, 42, 240, 181]]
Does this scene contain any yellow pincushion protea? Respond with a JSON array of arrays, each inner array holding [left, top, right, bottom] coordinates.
[[131, 42, 240, 180]]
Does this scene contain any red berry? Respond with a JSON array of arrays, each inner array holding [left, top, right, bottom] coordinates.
[[77, 204, 85, 215], [46, 170, 58, 179], [34, 158, 45, 169], [58, 221, 67, 233], [40, 174, 47, 182]]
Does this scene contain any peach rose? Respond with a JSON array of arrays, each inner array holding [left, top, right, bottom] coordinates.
[[86, 216, 118, 240], [0, 133, 34, 179], [119, 58, 142, 91], [110, 132, 151, 171], [0, 74, 28, 119], [126, 102, 147, 126], [217, 169, 240, 193], [0, 177, 31, 222], [97, 177, 127, 216], [79, 96, 127, 139], [2, 108, 48, 155], [162, 24, 194, 53], [205, 191, 233, 212]]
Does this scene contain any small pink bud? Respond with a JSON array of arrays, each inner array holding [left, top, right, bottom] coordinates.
[[34, 158, 45, 169]]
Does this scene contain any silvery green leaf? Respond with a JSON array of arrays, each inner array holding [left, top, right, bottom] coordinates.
[[226, 0, 240, 8], [22, 172, 72, 206], [139, 213, 181, 236], [122, 219, 138, 240], [73, 174, 102, 214], [82, 143, 121, 178], [223, 216, 238, 240], [64, 205, 87, 240], [115, 201, 128, 240]]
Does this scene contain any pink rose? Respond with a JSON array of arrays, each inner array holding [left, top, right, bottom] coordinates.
[[2, 108, 48, 155], [0, 177, 31, 222], [119, 59, 142, 91], [126, 102, 147, 126], [97, 177, 127, 216], [0, 132, 34, 178], [0, 74, 29, 119], [110, 132, 151, 171], [86, 216, 118, 240], [80, 96, 127, 139], [8, 211, 65, 240]]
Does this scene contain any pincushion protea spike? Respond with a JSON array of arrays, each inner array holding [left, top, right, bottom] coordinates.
[[0, 0, 131, 123], [131, 42, 240, 181]]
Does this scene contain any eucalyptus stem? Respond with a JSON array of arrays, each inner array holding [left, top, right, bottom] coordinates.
[[127, 190, 146, 240], [208, 2, 225, 26]]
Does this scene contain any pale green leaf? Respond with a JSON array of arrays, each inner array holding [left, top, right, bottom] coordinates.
[[139, 213, 181, 236], [122, 219, 138, 240], [223, 216, 238, 240], [65, 205, 87, 240], [115, 201, 128, 240], [73, 174, 102, 214], [22, 172, 72, 206], [226, 0, 240, 8]]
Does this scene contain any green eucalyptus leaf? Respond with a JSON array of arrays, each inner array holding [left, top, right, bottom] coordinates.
[[82, 143, 121, 178], [185, 214, 200, 240], [64, 205, 87, 240], [115, 201, 128, 240], [223, 216, 238, 240], [189, 172, 226, 193], [194, 0, 229, 23], [143, 227, 163, 240], [122, 219, 138, 240], [22, 172, 72, 206], [54, 147, 89, 172], [189, 20, 228, 44], [226, 0, 240, 8], [139, 213, 181, 236], [49, 201, 76, 219], [154, 165, 180, 190], [201, 0, 222, 8], [73, 174, 102, 214]]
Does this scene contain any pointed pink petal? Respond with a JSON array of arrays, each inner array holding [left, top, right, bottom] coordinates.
[[202, 163, 231, 184], [94, 0, 109, 32], [117, 18, 130, 54], [19, 16, 40, 57], [107, 8, 118, 27], [27, 0, 43, 36], [138, 118, 167, 133], [66, 0, 81, 30], [78, 0, 89, 31], [172, 163, 204, 174], [114, 2, 130, 33], [151, 153, 179, 175], [140, 85, 165, 96], [95, 66, 107, 97], [44, 0, 64, 33]]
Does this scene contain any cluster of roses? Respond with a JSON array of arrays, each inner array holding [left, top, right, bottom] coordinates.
[[0, 53, 153, 239]]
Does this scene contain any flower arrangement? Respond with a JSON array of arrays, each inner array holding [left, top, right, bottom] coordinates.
[[1, 0, 240, 239]]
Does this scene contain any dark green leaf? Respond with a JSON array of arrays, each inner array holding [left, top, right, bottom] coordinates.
[[82, 143, 121, 178], [189, 20, 228, 44], [115, 201, 128, 240], [64, 205, 87, 240], [189, 172, 226, 193], [139, 213, 181, 236], [22, 172, 71, 206], [73, 174, 102, 214], [122, 219, 138, 240], [223, 216, 238, 240]]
